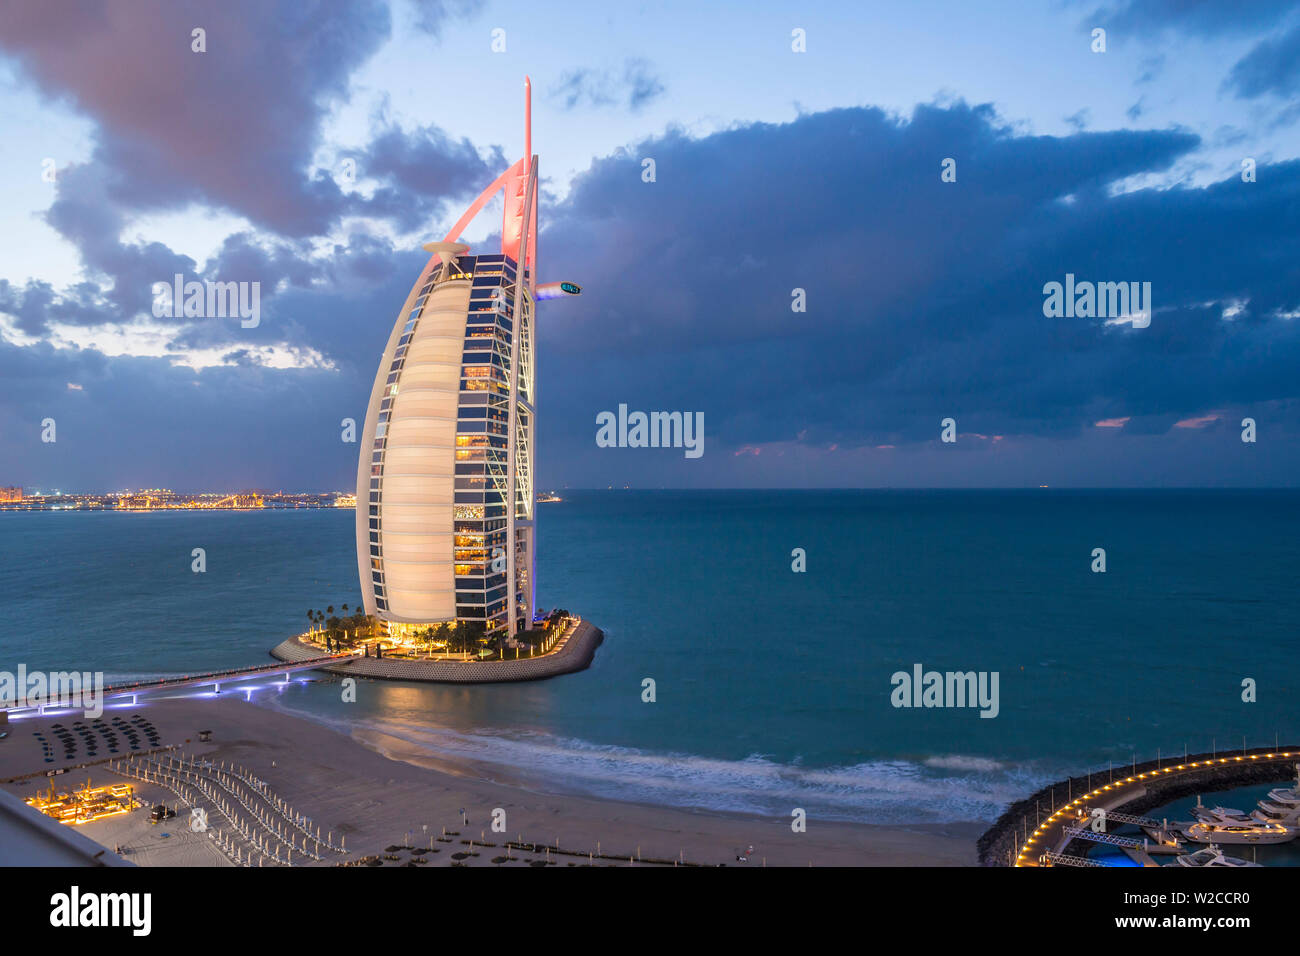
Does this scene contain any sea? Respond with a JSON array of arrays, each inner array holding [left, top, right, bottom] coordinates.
[[3, 489, 1298, 826]]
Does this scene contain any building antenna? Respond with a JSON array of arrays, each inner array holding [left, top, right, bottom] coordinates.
[[524, 75, 532, 165]]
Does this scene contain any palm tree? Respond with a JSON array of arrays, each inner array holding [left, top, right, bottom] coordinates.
[[454, 620, 486, 657], [429, 622, 449, 655]]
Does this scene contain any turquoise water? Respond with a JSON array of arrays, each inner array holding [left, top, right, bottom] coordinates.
[[3, 490, 1299, 823]]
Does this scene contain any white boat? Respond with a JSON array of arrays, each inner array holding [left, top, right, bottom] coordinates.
[[1179, 810, 1295, 845], [1172, 844, 1260, 867], [1171, 793, 1295, 844], [1191, 804, 1255, 826], [1252, 764, 1300, 826]]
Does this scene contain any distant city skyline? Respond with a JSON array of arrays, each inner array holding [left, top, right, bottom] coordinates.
[[0, 486, 355, 509], [2, 1, 1300, 490]]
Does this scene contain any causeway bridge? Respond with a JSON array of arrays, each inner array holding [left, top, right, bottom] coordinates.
[[2, 653, 356, 716]]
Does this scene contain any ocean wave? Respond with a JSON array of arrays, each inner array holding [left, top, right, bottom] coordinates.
[[923, 755, 1006, 772], [331, 714, 1045, 824]]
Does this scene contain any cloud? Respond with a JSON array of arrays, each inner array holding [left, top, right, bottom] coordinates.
[[530, 101, 1300, 485], [1136, 53, 1166, 85], [1083, 0, 1300, 38], [4, 57, 1300, 489], [346, 120, 506, 231], [0, 0, 497, 242], [0, 0, 504, 357], [0, 1, 389, 236], [405, 0, 481, 36], [1225, 21, 1300, 98], [0, 336, 362, 491], [551, 58, 665, 113]]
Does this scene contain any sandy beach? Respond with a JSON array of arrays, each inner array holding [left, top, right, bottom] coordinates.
[[0, 696, 981, 866]]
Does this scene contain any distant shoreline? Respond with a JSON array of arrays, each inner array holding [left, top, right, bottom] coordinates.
[[0, 504, 353, 512]]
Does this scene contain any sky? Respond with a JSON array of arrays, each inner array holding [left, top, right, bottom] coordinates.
[[1, 0, 1299, 492]]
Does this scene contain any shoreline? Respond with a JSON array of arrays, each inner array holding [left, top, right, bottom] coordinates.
[[257, 688, 1024, 828], [1, 696, 982, 866], [349, 722, 983, 844]]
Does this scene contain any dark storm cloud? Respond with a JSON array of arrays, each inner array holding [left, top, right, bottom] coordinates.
[[0, 0, 498, 243], [22, 99, 1297, 487], [185, 240, 422, 370], [532, 102, 1300, 483], [0, 0, 503, 336], [41, 162, 201, 322], [550, 59, 666, 113], [0, 0, 391, 236], [0, 236, 437, 493], [348, 122, 507, 231], [0, 337, 367, 493], [3, 41, 1298, 489]]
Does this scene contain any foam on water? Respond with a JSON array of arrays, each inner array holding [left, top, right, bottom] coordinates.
[[264, 695, 1047, 823]]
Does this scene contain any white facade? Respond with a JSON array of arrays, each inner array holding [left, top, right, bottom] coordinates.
[[356, 80, 555, 639], [356, 244, 535, 635]]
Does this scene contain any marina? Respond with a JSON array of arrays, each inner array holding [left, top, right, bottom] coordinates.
[[984, 754, 1300, 867]]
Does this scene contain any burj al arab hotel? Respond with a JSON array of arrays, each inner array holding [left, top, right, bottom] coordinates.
[[355, 78, 578, 641]]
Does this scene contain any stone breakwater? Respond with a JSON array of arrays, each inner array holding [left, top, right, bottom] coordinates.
[[978, 746, 1300, 867], [269, 621, 604, 684]]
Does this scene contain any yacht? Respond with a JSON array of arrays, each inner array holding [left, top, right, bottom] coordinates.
[[1172, 845, 1260, 867], [1191, 803, 1256, 826], [1252, 764, 1300, 826], [1178, 802, 1295, 845]]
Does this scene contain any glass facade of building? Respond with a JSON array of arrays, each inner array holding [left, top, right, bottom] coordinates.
[[362, 251, 534, 635]]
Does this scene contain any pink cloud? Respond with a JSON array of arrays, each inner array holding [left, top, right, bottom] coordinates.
[[1174, 413, 1221, 429], [1094, 417, 1130, 428]]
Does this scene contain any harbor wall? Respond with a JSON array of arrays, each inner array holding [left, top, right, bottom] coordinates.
[[978, 747, 1300, 866]]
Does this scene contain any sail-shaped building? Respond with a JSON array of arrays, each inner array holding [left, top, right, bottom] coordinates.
[[355, 78, 576, 641]]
